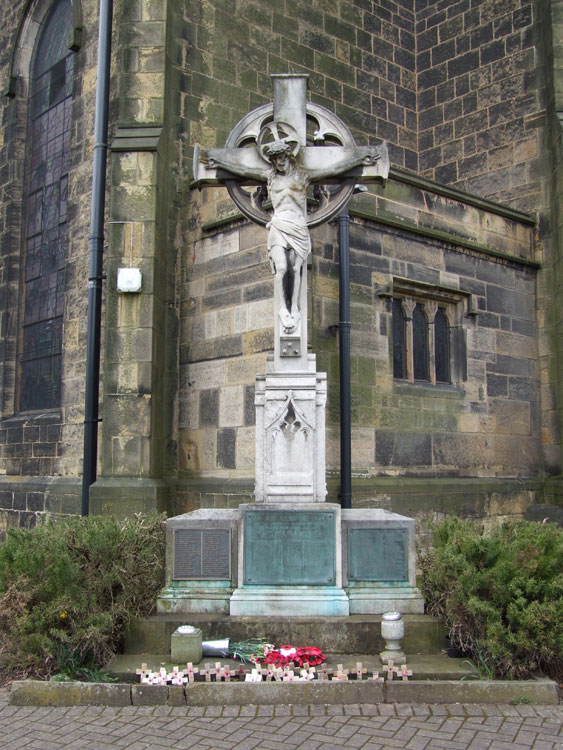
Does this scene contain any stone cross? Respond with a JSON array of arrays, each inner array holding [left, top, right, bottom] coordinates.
[[194, 74, 389, 372]]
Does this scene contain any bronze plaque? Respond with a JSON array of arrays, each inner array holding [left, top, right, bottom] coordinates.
[[348, 527, 408, 582], [173, 528, 231, 580], [243, 509, 335, 585]]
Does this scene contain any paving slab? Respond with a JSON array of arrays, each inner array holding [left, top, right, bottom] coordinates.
[[1, 687, 562, 750]]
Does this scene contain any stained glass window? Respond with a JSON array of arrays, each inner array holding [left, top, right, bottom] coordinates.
[[19, 0, 73, 411]]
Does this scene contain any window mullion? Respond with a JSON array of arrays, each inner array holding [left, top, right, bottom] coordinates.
[[426, 300, 438, 385]]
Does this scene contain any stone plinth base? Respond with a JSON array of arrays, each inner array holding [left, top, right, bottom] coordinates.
[[230, 586, 350, 616], [157, 582, 233, 615], [347, 586, 425, 614], [156, 504, 424, 616]]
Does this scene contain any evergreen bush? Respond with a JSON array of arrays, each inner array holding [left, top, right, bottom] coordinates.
[[0, 514, 166, 682], [420, 517, 563, 681]]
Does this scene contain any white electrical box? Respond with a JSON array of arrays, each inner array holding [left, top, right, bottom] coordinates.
[[116, 267, 142, 293]]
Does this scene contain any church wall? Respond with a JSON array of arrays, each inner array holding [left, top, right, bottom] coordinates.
[[538, 0, 563, 499], [172, 0, 554, 530], [176, 169, 542, 532], [416, 0, 545, 213], [0, 0, 101, 536]]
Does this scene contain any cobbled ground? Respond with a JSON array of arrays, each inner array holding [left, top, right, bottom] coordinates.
[[1, 688, 561, 749]]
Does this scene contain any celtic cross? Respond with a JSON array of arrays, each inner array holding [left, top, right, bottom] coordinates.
[[194, 74, 389, 371]]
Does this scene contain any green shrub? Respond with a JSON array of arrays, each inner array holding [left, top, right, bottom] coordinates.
[[420, 517, 563, 681], [0, 513, 166, 682]]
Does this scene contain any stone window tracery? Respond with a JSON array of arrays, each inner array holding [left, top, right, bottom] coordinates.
[[390, 280, 468, 386]]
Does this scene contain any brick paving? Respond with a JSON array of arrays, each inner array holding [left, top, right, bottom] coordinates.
[[0, 688, 561, 749]]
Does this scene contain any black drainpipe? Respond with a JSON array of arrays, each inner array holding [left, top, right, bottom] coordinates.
[[81, 0, 113, 516], [337, 206, 352, 509]]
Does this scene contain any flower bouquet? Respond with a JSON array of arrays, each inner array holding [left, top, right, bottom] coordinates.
[[263, 644, 326, 668], [202, 638, 275, 664]]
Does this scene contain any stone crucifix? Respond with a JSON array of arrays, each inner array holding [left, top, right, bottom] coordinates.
[[194, 74, 389, 371]]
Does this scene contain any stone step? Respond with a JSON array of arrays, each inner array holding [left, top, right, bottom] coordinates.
[[106, 653, 474, 683], [124, 613, 447, 656]]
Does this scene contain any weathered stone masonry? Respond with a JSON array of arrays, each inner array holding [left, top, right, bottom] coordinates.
[[0, 0, 562, 539]]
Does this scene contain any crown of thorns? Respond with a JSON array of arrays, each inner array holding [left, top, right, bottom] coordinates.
[[263, 140, 293, 157]]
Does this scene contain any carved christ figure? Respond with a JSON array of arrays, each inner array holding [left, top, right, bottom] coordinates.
[[200, 134, 381, 335]]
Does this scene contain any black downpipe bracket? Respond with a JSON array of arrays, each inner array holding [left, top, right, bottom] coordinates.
[[81, 0, 113, 516], [337, 207, 352, 509]]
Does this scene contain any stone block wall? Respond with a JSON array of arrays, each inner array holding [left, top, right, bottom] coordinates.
[[415, 0, 545, 213], [0, 0, 101, 534], [313, 175, 540, 480], [175, 0, 418, 173]]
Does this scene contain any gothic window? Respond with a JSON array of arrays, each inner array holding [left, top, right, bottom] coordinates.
[[391, 284, 465, 386], [18, 0, 74, 411]]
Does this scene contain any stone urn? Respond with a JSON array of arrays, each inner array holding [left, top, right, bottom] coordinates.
[[379, 611, 406, 663]]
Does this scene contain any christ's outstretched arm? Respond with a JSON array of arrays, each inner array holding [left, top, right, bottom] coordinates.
[[197, 147, 268, 183], [307, 145, 383, 183]]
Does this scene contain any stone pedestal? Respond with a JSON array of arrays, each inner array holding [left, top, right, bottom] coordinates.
[[342, 509, 424, 614], [157, 510, 239, 615], [254, 356, 327, 503], [170, 626, 203, 663], [156, 506, 423, 616]]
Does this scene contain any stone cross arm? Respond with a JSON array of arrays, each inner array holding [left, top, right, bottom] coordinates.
[[194, 142, 389, 188]]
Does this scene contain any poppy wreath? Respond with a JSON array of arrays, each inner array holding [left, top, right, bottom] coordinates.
[[263, 645, 326, 668]]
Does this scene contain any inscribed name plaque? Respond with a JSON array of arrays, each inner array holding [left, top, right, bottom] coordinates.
[[173, 528, 231, 580], [243, 509, 335, 585], [348, 528, 408, 582]]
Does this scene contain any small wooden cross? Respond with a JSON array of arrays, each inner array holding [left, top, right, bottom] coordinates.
[[170, 667, 187, 686], [261, 666, 275, 681], [273, 667, 284, 681], [185, 662, 199, 683], [245, 668, 262, 682], [135, 663, 150, 682], [399, 664, 413, 681], [236, 666, 247, 681], [214, 662, 223, 681], [332, 664, 349, 681], [355, 662, 367, 681], [222, 665, 232, 682], [197, 663, 212, 682], [383, 660, 399, 680], [317, 664, 332, 682], [369, 671, 384, 682]]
